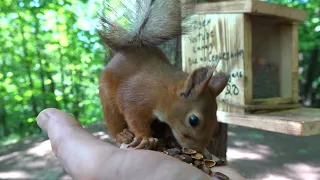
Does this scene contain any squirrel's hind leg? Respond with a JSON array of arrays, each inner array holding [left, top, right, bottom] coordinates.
[[99, 76, 128, 144], [99, 93, 128, 144]]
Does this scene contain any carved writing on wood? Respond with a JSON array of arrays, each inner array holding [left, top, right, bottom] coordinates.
[[182, 14, 246, 112]]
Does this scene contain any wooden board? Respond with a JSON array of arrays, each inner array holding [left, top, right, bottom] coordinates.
[[289, 24, 299, 103], [217, 108, 320, 136], [243, 14, 252, 105], [195, 0, 307, 22], [181, 14, 247, 113]]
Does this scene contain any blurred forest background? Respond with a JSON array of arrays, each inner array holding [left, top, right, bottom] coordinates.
[[0, 0, 319, 145]]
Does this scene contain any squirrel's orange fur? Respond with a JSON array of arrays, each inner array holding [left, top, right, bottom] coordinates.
[[97, 0, 229, 152]]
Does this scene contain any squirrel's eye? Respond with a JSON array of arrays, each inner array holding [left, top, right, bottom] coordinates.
[[189, 115, 200, 127]]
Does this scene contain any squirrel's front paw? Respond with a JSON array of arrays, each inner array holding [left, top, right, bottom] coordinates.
[[116, 128, 135, 144], [129, 136, 159, 150]]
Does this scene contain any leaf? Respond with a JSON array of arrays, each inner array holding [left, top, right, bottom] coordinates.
[[14, 95, 23, 101], [56, 96, 63, 101], [27, 117, 36, 123], [24, 90, 33, 97], [44, 79, 52, 85]]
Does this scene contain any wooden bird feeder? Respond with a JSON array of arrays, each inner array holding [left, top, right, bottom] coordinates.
[[181, 1, 320, 136], [182, 0, 307, 114]]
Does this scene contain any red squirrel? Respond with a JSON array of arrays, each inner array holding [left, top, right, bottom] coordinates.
[[97, 0, 229, 152]]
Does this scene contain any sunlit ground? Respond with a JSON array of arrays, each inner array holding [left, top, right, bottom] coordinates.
[[0, 122, 116, 180], [0, 123, 319, 180], [226, 125, 320, 180]]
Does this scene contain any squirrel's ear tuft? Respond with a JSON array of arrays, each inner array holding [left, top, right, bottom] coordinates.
[[180, 67, 215, 99], [208, 72, 230, 97]]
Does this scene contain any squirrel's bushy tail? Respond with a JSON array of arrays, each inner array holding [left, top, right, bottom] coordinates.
[[97, 0, 195, 50]]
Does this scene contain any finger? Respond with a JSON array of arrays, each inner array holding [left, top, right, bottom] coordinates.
[[37, 108, 81, 133], [37, 108, 120, 179]]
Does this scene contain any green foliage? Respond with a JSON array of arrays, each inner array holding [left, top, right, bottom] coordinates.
[[0, 0, 107, 140], [262, 0, 320, 106], [0, 0, 319, 142], [267, 0, 320, 52]]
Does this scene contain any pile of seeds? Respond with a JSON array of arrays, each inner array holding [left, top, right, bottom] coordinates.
[[162, 147, 229, 179], [116, 128, 229, 179]]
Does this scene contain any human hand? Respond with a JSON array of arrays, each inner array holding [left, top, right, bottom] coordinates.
[[37, 108, 245, 180]]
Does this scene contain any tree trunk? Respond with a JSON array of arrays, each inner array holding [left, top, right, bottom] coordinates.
[[19, 14, 39, 116], [158, 38, 182, 69], [32, 10, 58, 108], [71, 70, 81, 119], [44, 61, 59, 108], [0, 59, 9, 137], [0, 99, 8, 137], [59, 47, 68, 108], [206, 123, 228, 159], [303, 46, 319, 106], [32, 11, 46, 107]]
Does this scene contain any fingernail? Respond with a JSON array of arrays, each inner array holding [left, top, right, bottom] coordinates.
[[37, 111, 50, 121], [37, 110, 51, 131]]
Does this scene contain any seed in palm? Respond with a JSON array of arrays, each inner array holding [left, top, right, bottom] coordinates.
[[191, 153, 204, 160], [204, 160, 216, 168], [213, 172, 229, 180], [181, 147, 197, 155]]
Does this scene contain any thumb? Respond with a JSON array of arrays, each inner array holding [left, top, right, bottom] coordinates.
[[36, 108, 120, 180]]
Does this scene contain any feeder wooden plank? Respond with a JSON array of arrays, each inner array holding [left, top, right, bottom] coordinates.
[[195, 1, 307, 22], [290, 24, 300, 103], [182, 14, 247, 114], [252, 97, 293, 105], [243, 15, 252, 105], [217, 108, 320, 136]]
